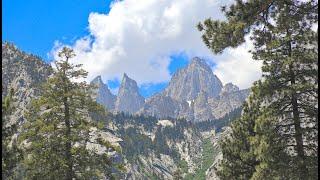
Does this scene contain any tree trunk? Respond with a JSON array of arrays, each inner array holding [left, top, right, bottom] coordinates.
[[288, 39, 308, 179]]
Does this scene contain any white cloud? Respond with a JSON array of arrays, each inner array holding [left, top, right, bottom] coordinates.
[[51, 0, 262, 89], [212, 36, 262, 88]]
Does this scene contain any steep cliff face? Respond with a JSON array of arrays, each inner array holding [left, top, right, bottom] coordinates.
[[193, 91, 214, 122], [137, 94, 193, 121], [115, 73, 145, 114], [2, 42, 53, 124], [209, 87, 249, 119], [164, 57, 223, 101], [91, 75, 116, 110], [137, 94, 179, 118]]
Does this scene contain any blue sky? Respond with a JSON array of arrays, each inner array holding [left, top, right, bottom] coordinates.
[[3, 0, 110, 62]]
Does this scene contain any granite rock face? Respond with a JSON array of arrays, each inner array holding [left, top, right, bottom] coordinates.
[[90, 75, 116, 110], [164, 57, 223, 101], [138, 94, 193, 121], [108, 116, 203, 180], [115, 73, 145, 114], [209, 88, 249, 119], [2, 42, 53, 124], [193, 91, 214, 122], [137, 94, 178, 119]]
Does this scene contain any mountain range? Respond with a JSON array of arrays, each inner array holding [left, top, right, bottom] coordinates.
[[2, 42, 248, 123], [91, 57, 249, 122]]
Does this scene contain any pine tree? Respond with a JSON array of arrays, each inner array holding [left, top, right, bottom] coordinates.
[[19, 47, 120, 179], [216, 82, 262, 180], [198, 0, 318, 179], [2, 88, 23, 179], [250, 104, 291, 179]]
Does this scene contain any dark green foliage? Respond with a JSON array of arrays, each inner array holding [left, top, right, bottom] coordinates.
[[154, 127, 180, 158], [2, 88, 23, 179], [120, 127, 154, 161], [177, 160, 188, 174], [199, 0, 318, 179], [113, 112, 159, 132], [216, 83, 262, 180]]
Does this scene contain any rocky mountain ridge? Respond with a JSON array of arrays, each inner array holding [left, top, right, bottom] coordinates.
[[92, 57, 249, 122], [91, 75, 117, 110], [2, 42, 53, 124]]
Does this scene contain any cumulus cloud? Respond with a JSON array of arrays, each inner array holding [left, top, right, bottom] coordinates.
[[212, 36, 262, 88], [51, 0, 262, 89]]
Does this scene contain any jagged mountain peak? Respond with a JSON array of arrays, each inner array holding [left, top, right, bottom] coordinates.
[[90, 75, 116, 110], [76, 57, 247, 122], [121, 73, 137, 86], [164, 57, 223, 101], [115, 73, 145, 113], [188, 57, 212, 73], [221, 83, 240, 95], [189, 57, 211, 70]]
